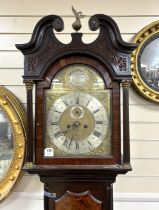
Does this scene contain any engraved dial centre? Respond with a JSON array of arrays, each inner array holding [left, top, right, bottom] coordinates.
[[59, 105, 95, 141]]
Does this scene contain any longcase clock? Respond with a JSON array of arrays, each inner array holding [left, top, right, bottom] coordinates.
[[16, 12, 137, 210]]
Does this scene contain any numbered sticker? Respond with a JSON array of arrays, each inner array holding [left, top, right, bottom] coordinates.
[[44, 148, 54, 157]]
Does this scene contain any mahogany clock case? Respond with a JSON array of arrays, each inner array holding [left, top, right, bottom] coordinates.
[[15, 13, 137, 210]]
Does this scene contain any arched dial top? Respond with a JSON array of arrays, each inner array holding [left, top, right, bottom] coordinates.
[[44, 64, 111, 157]]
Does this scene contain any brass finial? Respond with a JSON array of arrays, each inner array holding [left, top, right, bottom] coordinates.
[[72, 6, 85, 32]]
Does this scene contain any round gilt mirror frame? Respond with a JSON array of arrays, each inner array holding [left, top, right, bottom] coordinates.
[[0, 86, 26, 202], [131, 20, 159, 103]]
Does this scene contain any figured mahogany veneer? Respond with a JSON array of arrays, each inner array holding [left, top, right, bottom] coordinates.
[[55, 191, 102, 210]]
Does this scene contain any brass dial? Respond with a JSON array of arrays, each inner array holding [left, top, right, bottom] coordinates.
[[44, 64, 111, 156], [59, 105, 95, 141]]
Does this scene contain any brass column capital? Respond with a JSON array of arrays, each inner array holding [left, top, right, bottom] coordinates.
[[25, 80, 34, 90], [121, 80, 131, 87]]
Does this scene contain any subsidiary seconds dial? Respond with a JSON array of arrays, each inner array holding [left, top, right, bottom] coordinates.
[[47, 93, 108, 155]]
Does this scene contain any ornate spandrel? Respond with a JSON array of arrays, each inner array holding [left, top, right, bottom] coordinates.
[[55, 191, 102, 210]]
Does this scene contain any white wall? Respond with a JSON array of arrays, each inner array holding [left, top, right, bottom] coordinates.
[[0, 0, 159, 209]]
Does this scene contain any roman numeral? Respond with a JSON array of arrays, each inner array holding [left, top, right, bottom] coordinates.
[[87, 140, 92, 146], [96, 121, 103, 124], [63, 100, 69, 107], [93, 130, 101, 138], [76, 142, 79, 150], [87, 140, 93, 150], [51, 122, 58, 125], [69, 139, 73, 147], [93, 109, 100, 114], [75, 96, 79, 104], [63, 139, 69, 147], [55, 110, 62, 113], [54, 131, 63, 138], [86, 99, 91, 107]]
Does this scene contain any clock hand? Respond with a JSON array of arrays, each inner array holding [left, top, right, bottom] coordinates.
[[62, 121, 81, 134], [62, 126, 74, 134], [69, 135, 74, 146]]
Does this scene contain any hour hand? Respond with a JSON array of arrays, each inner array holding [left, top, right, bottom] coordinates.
[[62, 121, 81, 134]]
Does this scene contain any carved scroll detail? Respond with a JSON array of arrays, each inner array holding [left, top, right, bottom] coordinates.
[[97, 41, 128, 72], [106, 48, 127, 71], [91, 34, 128, 72], [27, 39, 60, 72], [28, 57, 39, 72]]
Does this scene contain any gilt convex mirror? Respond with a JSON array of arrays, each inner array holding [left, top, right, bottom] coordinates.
[[132, 20, 159, 103], [0, 86, 26, 202], [0, 110, 14, 179]]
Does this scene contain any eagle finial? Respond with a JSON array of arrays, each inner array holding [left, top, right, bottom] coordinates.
[[71, 6, 85, 32]]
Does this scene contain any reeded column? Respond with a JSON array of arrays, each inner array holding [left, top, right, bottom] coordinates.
[[121, 80, 131, 165], [25, 80, 34, 164]]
